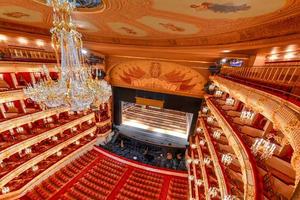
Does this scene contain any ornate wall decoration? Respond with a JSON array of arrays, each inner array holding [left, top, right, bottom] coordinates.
[[211, 75, 300, 184], [109, 60, 206, 97]]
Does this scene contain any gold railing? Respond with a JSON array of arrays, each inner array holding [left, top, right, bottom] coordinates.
[[220, 65, 300, 100], [221, 66, 299, 85]]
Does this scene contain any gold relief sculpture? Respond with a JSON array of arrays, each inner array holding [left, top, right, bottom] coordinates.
[[110, 60, 206, 97]]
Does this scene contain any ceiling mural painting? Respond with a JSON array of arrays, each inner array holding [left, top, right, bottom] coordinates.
[[138, 16, 199, 35], [153, 0, 287, 19], [0, 0, 297, 47], [107, 22, 147, 37], [110, 60, 206, 97], [0, 6, 42, 22]]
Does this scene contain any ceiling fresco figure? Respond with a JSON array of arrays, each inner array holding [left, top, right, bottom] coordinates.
[[190, 2, 251, 13]]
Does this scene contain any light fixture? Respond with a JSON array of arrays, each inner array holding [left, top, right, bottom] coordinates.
[[268, 54, 278, 61], [186, 158, 193, 165], [5, 102, 14, 108], [221, 58, 227, 63], [89, 133, 94, 137], [199, 139, 206, 146], [225, 97, 235, 106], [202, 106, 209, 114], [224, 195, 239, 200], [196, 179, 203, 186], [71, 127, 77, 132], [204, 157, 211, 165], [24, 0, 112, 111], [1, 186, 10, 194], [16, 127, 24, 134], [215, 90, 223, 97], [81, 48, 88, 55], [208, 187, 219, 198], [213, 130, 222, 140], [284, 52, 296, 60], [24, 147, 32, 154], [193, 159, 200, 165], [75, 140, 80, 145], [240, 109, 255, 120], [222, 50, 231, 53], [17, 37, 28, 45], [221, 154, 233, 166], [251, 138, 276, 160], [191, 144, 197, 149], [56, 151, 62, 156], [208, 84, 216, 91], [32, 165, 39, 172], [0, 34, 7, 42], [51, 136, 58, 141], [188, 175, 195, 181], [196, 127, 203, 133], [207, 116, 214, 124], [87, 119, 93, 124], [36, 39, 44, 47]]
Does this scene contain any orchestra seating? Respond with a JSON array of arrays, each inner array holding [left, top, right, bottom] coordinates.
[[23, 147, 188, 200]]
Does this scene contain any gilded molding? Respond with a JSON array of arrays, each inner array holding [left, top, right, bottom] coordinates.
[[0, 90, 24, 104]]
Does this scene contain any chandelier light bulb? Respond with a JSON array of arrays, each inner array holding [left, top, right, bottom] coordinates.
[[222, 154, 233, 166], [225, 97, 235, 106], [199, 139, 206, 146], [213, 130, 222, 139], [202, 106, 209, 113], [251, 138, 276, 160]]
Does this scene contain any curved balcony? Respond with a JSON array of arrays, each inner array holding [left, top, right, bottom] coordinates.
[[0, 126, 97, 188], [210, 75, 300, 183], [0, 113, 95, 161], [200, 118, 229, 199], [205, 96, 261, 200]]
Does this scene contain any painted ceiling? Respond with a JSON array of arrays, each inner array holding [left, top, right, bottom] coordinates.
[[0, 0, 299, 47]]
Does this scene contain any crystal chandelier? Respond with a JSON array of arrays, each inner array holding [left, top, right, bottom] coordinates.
[[24, 0, 111, 111], [207, 116, 215, 124], [251, 138, 276, 160]]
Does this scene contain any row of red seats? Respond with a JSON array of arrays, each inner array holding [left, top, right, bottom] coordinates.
[[126, 179, 160, 192], [129, 176, 162, 188], [123, 184, 160, 199], [117, 189, 159, 200], [83, 174, 114, 190], [166, 178, 188, 200], [24, 150, 99, 199], [73, 183, 107, 200], [78, 178, 110, 195]]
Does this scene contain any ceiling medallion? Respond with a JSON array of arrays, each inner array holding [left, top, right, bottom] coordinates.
[[24, 0, 111, 111]]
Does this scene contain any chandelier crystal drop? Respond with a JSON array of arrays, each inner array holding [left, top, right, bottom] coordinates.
[[24, 0, 112, 111], [251, 138, 276, 160]]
